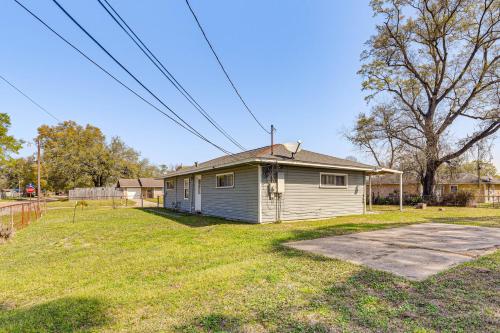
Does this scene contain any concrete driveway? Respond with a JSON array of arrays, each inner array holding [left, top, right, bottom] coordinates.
[[286, 223, 500, 281]]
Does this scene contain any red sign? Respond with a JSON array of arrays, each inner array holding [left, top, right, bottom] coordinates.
[[26, 187, 35, 194]]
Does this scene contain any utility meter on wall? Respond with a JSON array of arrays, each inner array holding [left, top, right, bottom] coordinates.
[[277, 172, 285, 193]]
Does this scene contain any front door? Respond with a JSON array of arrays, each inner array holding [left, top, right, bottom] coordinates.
[[194, 175, 202, 212]]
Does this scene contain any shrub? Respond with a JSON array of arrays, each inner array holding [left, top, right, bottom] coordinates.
[[441, 191, 475, 206], [0, 225, 14, 242]]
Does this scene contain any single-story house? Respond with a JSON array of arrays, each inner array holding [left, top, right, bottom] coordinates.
[[117, 178, 164, 199], [163, 144, 400, 223], [372, 172, 500, 202], [0, 188, 18, 199]]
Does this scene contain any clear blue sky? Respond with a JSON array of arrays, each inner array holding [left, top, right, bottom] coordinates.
[[1, 0, 498, 169]]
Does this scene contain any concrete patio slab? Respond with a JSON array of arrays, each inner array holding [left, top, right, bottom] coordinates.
[[286, 223, 500, 281]]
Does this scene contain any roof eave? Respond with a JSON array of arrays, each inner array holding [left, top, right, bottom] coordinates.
[[163, 158, 399, 178]]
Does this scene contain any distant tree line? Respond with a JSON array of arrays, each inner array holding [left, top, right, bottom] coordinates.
[[0, 119, 177, 193]]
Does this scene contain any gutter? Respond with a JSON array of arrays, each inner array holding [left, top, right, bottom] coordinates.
[[163, 158, 402, 178]]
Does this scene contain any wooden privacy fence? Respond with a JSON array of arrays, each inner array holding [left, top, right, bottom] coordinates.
[[0, 201, 46, 241], [69, 187, 123, 200]]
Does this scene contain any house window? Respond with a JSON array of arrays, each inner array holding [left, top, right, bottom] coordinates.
[[450, 185, 458, 193], [320, 173, 348, 188], [166, 180, 175, 190], [216, 172, 234, 188], [183, 178, 190, 199]]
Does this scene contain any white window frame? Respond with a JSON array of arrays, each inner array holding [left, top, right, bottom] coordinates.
[[319, 172, 348, 188], [450, 184, 458, 193], [166, 180, 175, 190], [183, 178, 190, 200], [215, 172, 235, 189]]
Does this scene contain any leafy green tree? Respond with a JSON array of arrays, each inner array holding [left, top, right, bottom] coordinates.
[[0, 113, 22, 165], [37, 122, 167, 192], [459, 161, 497, 177], [1, 156, 38, 190], [38, 121, 112, 191]]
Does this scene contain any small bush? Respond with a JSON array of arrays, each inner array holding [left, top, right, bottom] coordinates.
[[0, 225, 14, 242], [441, 191, 475, 206]]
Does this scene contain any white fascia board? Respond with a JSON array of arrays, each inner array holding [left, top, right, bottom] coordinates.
[[256, 159, 378, 172], [163, 158, 387, 178]]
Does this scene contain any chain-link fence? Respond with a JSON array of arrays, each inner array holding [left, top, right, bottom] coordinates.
[[0, 200, 46, 241]]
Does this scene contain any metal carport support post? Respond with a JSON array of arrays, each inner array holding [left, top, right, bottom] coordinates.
[[399, 172, 403, 211], [369, 175, 372, 211]]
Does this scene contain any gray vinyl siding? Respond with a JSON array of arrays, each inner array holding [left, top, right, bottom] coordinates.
[[164, 166, 259, 222], [200, 166, 258, 222], [164, 176, 193, 211], [260, 166, 365, 222]]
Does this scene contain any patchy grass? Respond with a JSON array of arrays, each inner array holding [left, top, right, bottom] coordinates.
[[46, 199, 135, 209], [144, 196, 164, 205], [0, 206, 498, 332]]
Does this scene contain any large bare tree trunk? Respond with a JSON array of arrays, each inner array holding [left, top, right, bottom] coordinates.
[[422, 163, 438, 196]]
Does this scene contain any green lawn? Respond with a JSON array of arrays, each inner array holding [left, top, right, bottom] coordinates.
[[144, 197, 163, 205], [46, 199, 135, 209], [0, 205, 499, 332]]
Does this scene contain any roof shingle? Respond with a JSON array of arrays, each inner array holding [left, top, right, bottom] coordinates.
[[166, 144, 377, 177]]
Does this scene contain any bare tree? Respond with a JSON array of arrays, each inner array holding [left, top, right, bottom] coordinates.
[[346, 104, 405, 168], [357, 0, 499, 195]]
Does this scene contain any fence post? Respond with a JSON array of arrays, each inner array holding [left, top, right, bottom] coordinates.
[[141, 195, 144, 208], [21, 204, 25, 226], [157, 196, 159, 208], [10, 206, 14, 230]]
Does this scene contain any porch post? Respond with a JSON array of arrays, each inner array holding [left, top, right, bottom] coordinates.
[[369, 175, 372, 211], [399, 172, 403, 212]]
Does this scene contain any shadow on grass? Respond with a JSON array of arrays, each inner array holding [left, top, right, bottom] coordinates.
[[137, 207, 251, 228], [0, 297, 110, 333], [176, 312, 334, 333], [174, 254, 499, 333], [310, 253, 500, 332], [428, 215, 500, 226]]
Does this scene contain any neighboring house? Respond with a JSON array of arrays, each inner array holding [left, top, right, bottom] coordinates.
[[0, 189, 17, 199], [372, 172, 500, 202], [117, 178, 164, 199], [163, 144, 400, 223]]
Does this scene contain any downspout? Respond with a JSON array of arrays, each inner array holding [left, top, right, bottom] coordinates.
[[258, 165, 262, 223]]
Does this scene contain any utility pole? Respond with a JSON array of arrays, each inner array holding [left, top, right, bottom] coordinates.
[[37, 138, 42, 204], [270, 124, 275, 155]]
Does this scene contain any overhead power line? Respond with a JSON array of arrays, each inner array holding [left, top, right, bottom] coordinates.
[[184, 0, 270, 134], [96, 0, 246, 151], [50, 0, 236, 155], [0, 74, 60, 122], [13, 0, 233, 156]]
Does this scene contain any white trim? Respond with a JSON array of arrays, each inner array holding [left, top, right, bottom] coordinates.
[[194, 174, 202, 211], [257, 165, 262, 223], [163, 158, 392, 178], [215, 172, 235, 188], [183, 178, 189, 200], [261, 159, 377, 173], [319, 172, 348, 188], [363, 174, 367, 214]]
